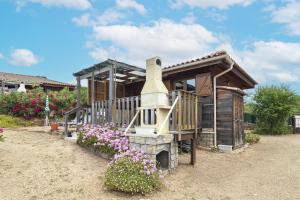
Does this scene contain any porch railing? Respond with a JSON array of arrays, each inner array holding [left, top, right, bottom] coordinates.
[[94, 96, 141, 127], [169, 90, 199, 131], [92, 90, 199, 132]]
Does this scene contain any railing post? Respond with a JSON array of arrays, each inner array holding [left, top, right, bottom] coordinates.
[[178, 91, 182, 131], [76, 76, 81, 131]]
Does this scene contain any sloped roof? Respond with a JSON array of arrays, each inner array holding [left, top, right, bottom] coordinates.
[[163, 50, 257, 86], [0, 72, 74, 87], [164, 51, 227, 70]]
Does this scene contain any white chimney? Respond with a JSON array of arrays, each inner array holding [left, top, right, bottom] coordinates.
[[17, 83, 26, 93], [135, 57, 171, 136], [141, 57, 169, 107]]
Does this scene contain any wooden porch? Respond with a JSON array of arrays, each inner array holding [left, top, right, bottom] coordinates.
[[65, 90, 200, 133]]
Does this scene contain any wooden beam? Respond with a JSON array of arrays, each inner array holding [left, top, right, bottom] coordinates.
[[76, 76, 81, 130], [108, 65, 115, 122], [79, 66, 111, 79]]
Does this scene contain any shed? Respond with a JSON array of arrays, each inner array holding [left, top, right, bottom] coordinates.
[[217, 86, 245, 148]]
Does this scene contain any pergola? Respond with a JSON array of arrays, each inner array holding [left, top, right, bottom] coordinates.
[[73, 59, 146, 124]]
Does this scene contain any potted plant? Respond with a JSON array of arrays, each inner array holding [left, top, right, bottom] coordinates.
[[50, 114, 59, 131]]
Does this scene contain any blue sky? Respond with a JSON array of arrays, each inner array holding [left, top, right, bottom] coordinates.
[[0, 0, 300, 92]]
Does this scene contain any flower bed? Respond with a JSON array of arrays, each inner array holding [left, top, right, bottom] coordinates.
[[105, 150, 160, 194], [77, 124, 129, 158], [78, 124, 162, 194]]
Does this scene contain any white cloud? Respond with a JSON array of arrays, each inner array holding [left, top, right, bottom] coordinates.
[[72, 13, 92, 27], [271, 72, 298, 82], [181, 12, 197, 24], [96, 9, 125, 25], [16, 0, 92, 11], [116, 0, 146, 14], [222, 41, 300, 83], [73, 9, 124, 27], [270, 1, 300, 36], [170, 0, 253, 9], [9, 49, 39, 66], [89, 46, 121, 61], [89, 19, 218, 66], [0, 53, 4, 60]]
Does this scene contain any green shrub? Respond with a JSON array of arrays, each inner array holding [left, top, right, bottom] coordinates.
[[76, 131, 84, 145], [104, 157, 161, 194], [246, 132, 260, 144], [96, 145, 117, 156], [253, 85, 298, 135], [0, 115, 33, 128]]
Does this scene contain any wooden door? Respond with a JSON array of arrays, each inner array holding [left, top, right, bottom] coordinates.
[[233, 93, 244, 147]]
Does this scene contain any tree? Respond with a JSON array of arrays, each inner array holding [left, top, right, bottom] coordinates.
[[253, 85, 297, 135]]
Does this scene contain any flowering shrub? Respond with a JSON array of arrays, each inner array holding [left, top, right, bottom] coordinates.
[[78, 124, 129, 155], [0, 128, 4, 142], [104, 155, 161, 194], [0, 87, 87, 119], [79, 124, 161, 194]]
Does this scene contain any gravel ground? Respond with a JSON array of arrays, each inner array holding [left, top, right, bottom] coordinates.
[[0, 127, 299, 200]]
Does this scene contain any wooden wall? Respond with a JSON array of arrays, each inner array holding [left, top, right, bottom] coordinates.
[[88, 80, 108, 105], [216, 89, 234, 145]]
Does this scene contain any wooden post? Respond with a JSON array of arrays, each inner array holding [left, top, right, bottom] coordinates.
[[91, 71, 95, 125], [76, 76, 81, 131], [192, 96, 198, 165], [108, 65, 115, 123]]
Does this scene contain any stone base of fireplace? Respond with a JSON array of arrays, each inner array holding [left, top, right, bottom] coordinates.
[[128, 134, 178, 170]]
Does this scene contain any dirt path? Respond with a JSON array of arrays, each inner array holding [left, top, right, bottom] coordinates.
[[0, 127, 300, 200]]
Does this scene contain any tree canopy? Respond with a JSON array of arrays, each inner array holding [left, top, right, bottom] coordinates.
[[253, 85, 298, 135]]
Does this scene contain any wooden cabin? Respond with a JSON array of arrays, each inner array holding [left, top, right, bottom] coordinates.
[[70, 51, 256, 149]]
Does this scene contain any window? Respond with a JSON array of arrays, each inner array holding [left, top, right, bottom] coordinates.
[[175, 78, 196, 93]]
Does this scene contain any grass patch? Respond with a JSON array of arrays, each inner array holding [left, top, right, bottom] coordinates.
[[0, 115, 33, 128], [245, 132, 260, 144]]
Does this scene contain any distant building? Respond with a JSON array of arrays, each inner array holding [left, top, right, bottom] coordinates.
[[0, 72, 75, 93]]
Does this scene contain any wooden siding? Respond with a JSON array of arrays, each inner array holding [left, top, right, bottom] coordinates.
[[88, 80, 107, 104], [201, 96, 214, 128], [217, 89, 233, 145]]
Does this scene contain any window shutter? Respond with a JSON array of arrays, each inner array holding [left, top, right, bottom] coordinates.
[[196, 73, 212, 96]]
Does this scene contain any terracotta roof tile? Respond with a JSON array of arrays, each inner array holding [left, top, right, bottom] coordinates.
[[164, 50, 227, 69]]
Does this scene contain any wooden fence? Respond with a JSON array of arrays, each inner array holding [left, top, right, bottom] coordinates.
[[169, 90, 199, 131], [93, 96, 140, 127]]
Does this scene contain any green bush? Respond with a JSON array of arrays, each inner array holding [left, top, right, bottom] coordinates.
[[76, 131, 84, 145], [253, 85, 298, 135], [104, 157, 161, 194], [96, 145, 118, 156], [245, 132, 260, 144]]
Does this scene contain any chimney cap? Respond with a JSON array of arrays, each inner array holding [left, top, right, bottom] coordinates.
[[146, 56, 162, 67]]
